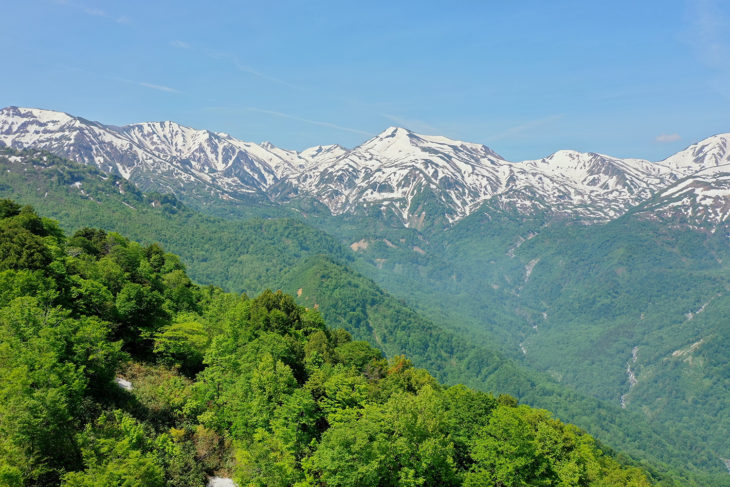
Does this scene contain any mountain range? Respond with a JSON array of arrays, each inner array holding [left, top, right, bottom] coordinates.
[[2, 106, 730, 229], [3, 105, 730, 484]]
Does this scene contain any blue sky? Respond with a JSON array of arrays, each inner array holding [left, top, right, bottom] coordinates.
[[2, 0, 729, 160]]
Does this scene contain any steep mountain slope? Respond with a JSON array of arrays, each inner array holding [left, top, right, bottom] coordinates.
[[660, 133, 730, 176], [298, 135, 730, 481], [347, 202, 730, 477], [279, 127, 507, 227], [626, 134, 730, 229], [637, 164, 730, 228], [0, 106, 301, 203], [3, 146, 729, 484], [508, 150, 670, 220], [120, 120, 298, 183]]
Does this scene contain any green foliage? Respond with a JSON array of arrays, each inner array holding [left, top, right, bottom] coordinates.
[[2, 147, 725, 484], [0, 200, 656, 486], [153, 313, 209, 373], [61, 411, 166, 487], [0, 224, 53, 271], [0, 198, 21, 219], [0, 297, 122, 485]]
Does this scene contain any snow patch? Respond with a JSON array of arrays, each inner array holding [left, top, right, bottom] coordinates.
[[672, 338, 705, 358], [114, 377, 133, 391], [524, 258, 540, 282], [207, 477, 236, 487], [686, 300, 710, 320], [620, 346, 639, 409]]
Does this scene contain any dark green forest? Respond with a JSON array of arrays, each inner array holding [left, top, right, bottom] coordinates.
[[0, 199, 657, 486]]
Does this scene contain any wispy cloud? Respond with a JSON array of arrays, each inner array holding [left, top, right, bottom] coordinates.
[[205, 106, 371, 136], [656, 133, 681, 143], [136, 82, 182, 94], [487, 114, 564, 142], [81, 6, 105, 16], [106, 75, 181, 94], [170, 40, 190, 49], [170, 41, 302, 90], [244, 107, 371, 136], [229, 60, 302, 90], [49, 64, 182, 94], [55, 0, 131, 24]]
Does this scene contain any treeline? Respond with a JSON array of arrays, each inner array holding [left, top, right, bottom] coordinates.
[[0, 199, 654, 486]]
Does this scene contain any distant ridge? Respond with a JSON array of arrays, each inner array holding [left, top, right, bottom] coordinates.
[[2, 106, 730, 227]]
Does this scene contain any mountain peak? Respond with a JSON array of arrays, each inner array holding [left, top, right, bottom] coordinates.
[[381, 126, 413, 137], [660, 133, 730, 175], [300, 144, 347, 160], [1, 106, 77, 127], [548, 149, 587, 159], [125, 119, 211, 137]]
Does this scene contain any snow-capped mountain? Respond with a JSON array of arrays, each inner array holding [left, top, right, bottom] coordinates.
[[285, 127, 508, 225], [1, 106, 729, 228], [299, 144, 348, 167], [0, 106, 309, 198], [283, 127, 684, 226], [636, 163, 730, 227], [499, 150, 673, 220], [628, 134, 730, 227], [659, 134, 730, 176]]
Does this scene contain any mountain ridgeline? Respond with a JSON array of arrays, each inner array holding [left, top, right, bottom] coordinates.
[[0, 199, 656, 486], [2, 106, 730, 229], [2, 106, 730, 485]]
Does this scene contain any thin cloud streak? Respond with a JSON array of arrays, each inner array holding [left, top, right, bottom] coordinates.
[[656, 133, 681, 143], [244, 107, 371, 136], [487, 114, 565, 142], [55, 0, 130, 24], [82, 6, 105, 16], [170, 41, 302, 90], [136, 82, 182, 94], [107, 75, 181, 94], [48, 64, 182, 94]]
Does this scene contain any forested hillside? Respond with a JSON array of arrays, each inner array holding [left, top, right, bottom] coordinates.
[[0, 199, 658, 486], [2, 147, 729, 485], [347, 203, 730, 468]]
